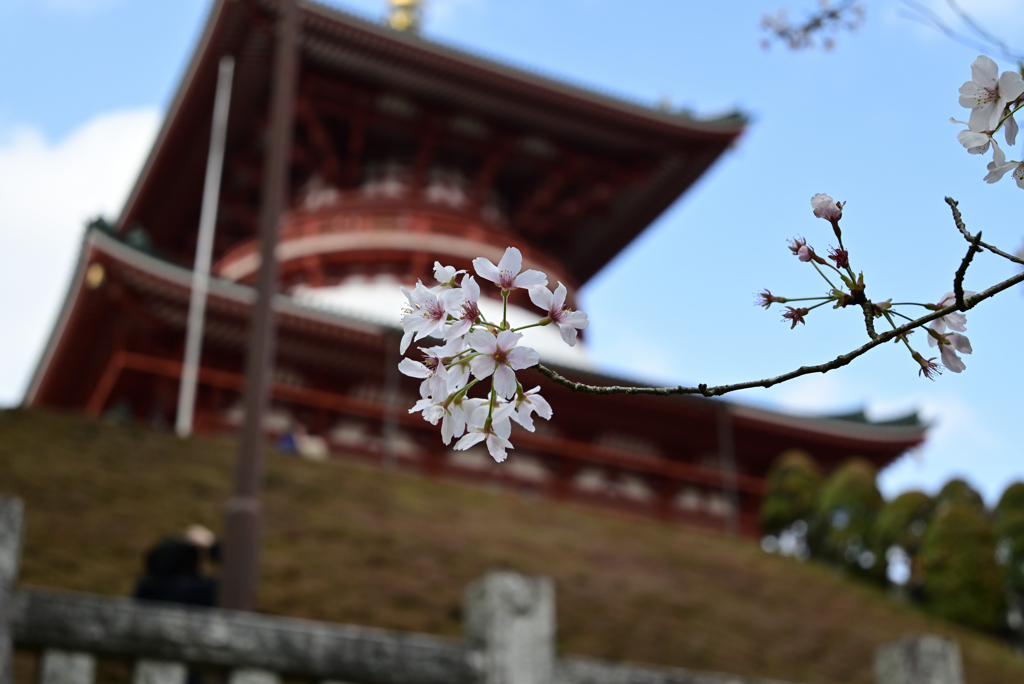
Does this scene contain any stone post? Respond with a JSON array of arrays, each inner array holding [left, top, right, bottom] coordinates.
[[874, 635, 964, 684], [463, 571, 555, 684], [0, 496, 24, 684], [228, 669, 281, 684], [133, 660, 187, 684], [38, 651, 95, 684]]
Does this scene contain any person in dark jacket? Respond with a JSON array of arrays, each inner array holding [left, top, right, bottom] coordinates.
[[132, 525, 218, 607]]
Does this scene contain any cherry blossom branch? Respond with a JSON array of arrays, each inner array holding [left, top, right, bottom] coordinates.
[[946, 197, 1024, 266], [861, 302, 879, 340], [536, 228, 1024, 400], [954, 230, 982, 311], [536, 277, 1023, 399]]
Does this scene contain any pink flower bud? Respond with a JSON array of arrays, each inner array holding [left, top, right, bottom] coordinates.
[[811, 193, 845, 223]]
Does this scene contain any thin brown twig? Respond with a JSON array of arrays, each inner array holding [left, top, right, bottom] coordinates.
[[535, 200, 1024, 400], [954, 230, 982, 311], [861, 302, 879, 340], [946, 197, 1024, 265]]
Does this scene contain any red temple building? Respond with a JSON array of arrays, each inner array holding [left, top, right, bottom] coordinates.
[[24, 0, 926, 536]]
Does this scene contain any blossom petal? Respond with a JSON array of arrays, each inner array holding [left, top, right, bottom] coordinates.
[[512, 269, 548, 289], [493, 364, 518, 399], [454, 432, 486, 451], [470, 355, 497, 380], [485, 434, 512, 463], [398, 358, 430, 378], [496, 247, 523, 276], [1007, 114, 1020, 146], [528, 284, 553, 311], [467, 330, 498, 354], [971, 55, 998, 89], [472, 257, 500, 284], [495, 329, 523, 351], [557, 323, 579, 347], [506, 345, 540, 370]]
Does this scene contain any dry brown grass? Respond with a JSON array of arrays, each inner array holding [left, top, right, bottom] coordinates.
[[2, 408, 1023, 684]]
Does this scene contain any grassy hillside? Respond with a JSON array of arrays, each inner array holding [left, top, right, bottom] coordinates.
[[1, 408, 1022, 684]]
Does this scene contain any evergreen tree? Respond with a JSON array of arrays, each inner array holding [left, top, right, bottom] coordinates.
[[994, 483, 1024, 599], [810, 458, 884, 581], [935, 478, 985, 512], [918, 500, 1006, 632], [994, 482, 1024, 526], [871, 490, 932, 588], [761, 449, 822, 536]]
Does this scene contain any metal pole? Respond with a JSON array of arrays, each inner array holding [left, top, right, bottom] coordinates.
[[716, 406, 740, 535], [176, 55, 235, 438], [219, 0, 300, 611]]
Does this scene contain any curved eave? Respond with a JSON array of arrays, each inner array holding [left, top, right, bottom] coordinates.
[[729, 403, 926, 455], [25, 229, 390, 407]]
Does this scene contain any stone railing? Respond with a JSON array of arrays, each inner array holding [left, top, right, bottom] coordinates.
[[0, 496, 964, 684]]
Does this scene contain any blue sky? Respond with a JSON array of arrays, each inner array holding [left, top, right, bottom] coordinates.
[[1, 0, 1022, 504]]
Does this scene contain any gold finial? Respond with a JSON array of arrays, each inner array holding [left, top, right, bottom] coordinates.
[[387, 0, 423, 33], [85, 263, 106, 290]]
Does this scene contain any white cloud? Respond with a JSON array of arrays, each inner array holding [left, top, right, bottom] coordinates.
[[0, 108, 160, 406]]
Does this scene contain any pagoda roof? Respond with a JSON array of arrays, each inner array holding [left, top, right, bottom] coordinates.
[[117, 0, 746, 285]]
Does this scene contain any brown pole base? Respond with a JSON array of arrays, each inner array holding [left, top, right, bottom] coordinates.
[[218, 495, 264, 611]]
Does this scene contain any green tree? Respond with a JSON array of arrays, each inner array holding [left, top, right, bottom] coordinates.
[[994, 482, 1024, 525], [935, 478, 985, 513], [810, 458, 884, 581], [918, 500, 1006, 632], [873, 491, 932, 556], [871, 490, 932, 588], [761, 449, 823, 536], [995, 483, 1024, 597]]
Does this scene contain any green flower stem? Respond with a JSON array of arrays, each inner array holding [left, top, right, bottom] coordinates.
[[888, 309, 916, 323], [446, 352, 481, 370], [883, 312, 916, 354], [511, 321, 548, 332], [444, 377, 482, 408], [811, 261, 839, 291], [486, 383, 497, 427]]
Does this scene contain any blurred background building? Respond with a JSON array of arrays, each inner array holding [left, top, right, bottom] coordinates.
[[22, 0, 925, 536]]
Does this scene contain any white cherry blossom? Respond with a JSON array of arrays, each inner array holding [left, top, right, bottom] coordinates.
[[528, 282, 589, 346], [928, 331, 973, 374], [510, 386, 552, 432], [432, 261, 463, 291], [453, 402, 516, 462], [400, 282, 464, 353], [467, 329, 539, 399], [446, 274, 481, 340], [398, 349, 449, 401], [951, 118, 994, 154], [473, 247, 547, 293], [930, 291, 976, 335], [984, 142, 1024, 188], [959, 55, 1024, 133]]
